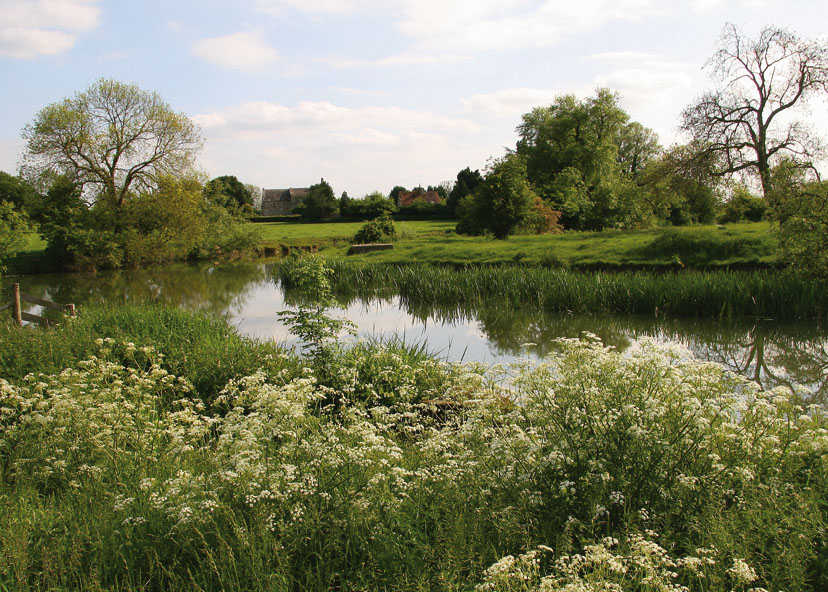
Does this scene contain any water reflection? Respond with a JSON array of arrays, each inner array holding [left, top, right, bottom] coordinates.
[[4, 262, 826, 402]]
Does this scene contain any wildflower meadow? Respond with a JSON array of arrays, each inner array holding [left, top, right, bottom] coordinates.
[[1, 320, 825, 590]]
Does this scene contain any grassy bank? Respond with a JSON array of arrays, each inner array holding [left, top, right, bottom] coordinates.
[[9, 222, 781, 274], [262, 221, 779, 268], [279, 260, 828, 321], [0, 307, 825, 591]]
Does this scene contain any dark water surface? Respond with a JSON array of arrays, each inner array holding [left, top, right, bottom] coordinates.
[[5, 261, 826, 401]]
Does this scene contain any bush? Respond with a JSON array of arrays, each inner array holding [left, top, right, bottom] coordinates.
[[777, 181, 828, 277], [719, 187, 767, 223], [341, 192, 396, 220], [517, 196, 563, 234], [456, 155, 537, 239], [353, 214, 396, 243], [296, 179, 338, 220], [0, 201, 30, 273]]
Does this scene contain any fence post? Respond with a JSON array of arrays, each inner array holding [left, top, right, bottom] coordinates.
[[13, 283, 22, 326]]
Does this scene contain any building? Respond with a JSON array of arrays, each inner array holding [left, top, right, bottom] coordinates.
[[397, 189, 442, 207], [260, 188, 310, 216]]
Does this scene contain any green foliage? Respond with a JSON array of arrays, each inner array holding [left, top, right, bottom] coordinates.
[[0, 172, 40, 218], [637, 227, 774, 267], [456, 155, 536, 239], [776, 180, 828, 277], [341, 191, 396, 220], [297, 178, 338, 220], [353, 214, 397, 244], [719, 185, 767, 223], [637, 144, 721, 225], [316, 261, 825, 320], [447, 167, 484, 216], [204, 175, 254, 215], [0, 202, 30, 274], [516, 89, 648, 230], [277, 255, 355, 360], [0, 304, 297, 404], [22, 78, 202, 206], [0, 331, 824, 590], [35, 175, 259, 271]]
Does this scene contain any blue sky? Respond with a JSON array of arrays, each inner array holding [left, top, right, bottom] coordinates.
[[2, 0, 826, 196]]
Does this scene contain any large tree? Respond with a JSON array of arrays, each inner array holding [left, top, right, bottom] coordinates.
[[22, 79, 202, 207], [681, 24, 828, 197], [516, 89, 647, 229]]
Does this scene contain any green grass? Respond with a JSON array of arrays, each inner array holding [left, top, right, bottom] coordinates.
[[0, 308, 824, 591], [277, 260, 827, 321], [255, 219, 455, 247], [8, 222, 782, 274], [0, 303, 299, 403], [261, 220, 780, 268]]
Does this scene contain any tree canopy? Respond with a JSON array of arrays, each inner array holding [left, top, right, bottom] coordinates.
[[22, 79, 202, 207], [204, 175, 254, 212], [516, 89, 659, 229], [681, 24, 828, 197]]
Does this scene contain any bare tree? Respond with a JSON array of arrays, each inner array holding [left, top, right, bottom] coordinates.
[[22, 79, 202, 207], [681, 24, 828, 197]]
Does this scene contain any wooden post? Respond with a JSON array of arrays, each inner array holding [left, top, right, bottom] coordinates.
[[13, 283, 22, 326]]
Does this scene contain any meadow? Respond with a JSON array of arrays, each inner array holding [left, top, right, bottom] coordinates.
[[259, 220, 779, 268], [0, 304, 825, 591], [11, 221, 779, 273]]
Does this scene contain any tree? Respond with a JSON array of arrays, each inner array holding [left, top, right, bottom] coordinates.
[[681, 24, 828, 198], [616, 122, 660, 176], [515, 89, 640, 229], [447, 167, 483, 215], [0, 201, 30, 274], [297, 178, 338, 220], [0, 171, 40, 217], [389, 185, 407, 206], [204, 175, 253, 213], [456, 155, 536, 239], [22, 78, 202, 207]]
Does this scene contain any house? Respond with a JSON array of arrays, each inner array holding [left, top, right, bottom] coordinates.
[[397, 189, 442, 207], [261, 188, 309, 216]]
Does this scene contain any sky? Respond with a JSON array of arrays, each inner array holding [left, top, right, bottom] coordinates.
[[1, 0, 827, 197]]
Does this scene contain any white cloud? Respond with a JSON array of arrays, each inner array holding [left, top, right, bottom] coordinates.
[[460, 53, 704, 147], [255, 0, 375, 15], [258, 1, 665, 55], [192, 31, 279, 71], [462, 88, 572, 118], [0, 0, 101, 59], [193, 100, 487, 196], [321, 52, 469, 68]]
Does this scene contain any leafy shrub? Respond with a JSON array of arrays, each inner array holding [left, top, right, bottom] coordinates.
[[456, 155, 536, 239], [0, 201, 30, 273], [776, 181, 828, 278], [353, 214, 396, 244], [517, 196, 563, 234], [719, 187, 767, 223], [341, 192, 396, 220], [296, 178, 339, 220]]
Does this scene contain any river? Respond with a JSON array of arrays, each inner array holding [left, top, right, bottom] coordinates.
[[4, 260, 826, 402]]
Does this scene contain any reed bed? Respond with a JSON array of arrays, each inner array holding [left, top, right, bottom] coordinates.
[[287, 262, 827, 321]]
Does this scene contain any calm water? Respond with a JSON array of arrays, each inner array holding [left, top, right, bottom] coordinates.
[[4, 261, 826, 401]]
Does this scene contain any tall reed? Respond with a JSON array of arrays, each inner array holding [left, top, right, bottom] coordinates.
[[285, 262, 827, 321]]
